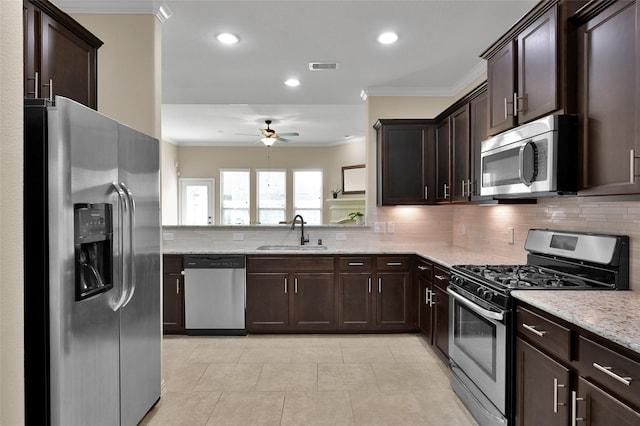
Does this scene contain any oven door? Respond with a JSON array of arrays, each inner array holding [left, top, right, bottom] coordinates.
[[448, 286, 508, 414], [480, 132, 553, 196]]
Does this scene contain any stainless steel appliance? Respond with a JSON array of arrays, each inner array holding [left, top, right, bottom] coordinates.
[[480, 115, 578, 197], [448, 229, 629, 426], [24, 97, 161, 426], [183, 254, 247, 335]]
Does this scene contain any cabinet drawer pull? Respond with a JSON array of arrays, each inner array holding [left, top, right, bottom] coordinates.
[[553, 378, 565, 413], [434, 274, 447, 281], [294, 278, 298, 294], [386, 262, 402, 266], [571, 391, 584, 426], [176, 278, 180, 294], [368, 277, 372, 293], [348, 262, 364, 266], [378, 277, 382, 293], [592, 362, 632, 386], [522, 323, 546, 337], [284, 278, 287, 294], [417, 265, 428, 271]]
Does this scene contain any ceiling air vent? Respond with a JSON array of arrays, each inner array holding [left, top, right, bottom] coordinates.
[[308, 62, 339, 71]]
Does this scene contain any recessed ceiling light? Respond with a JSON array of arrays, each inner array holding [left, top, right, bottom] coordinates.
[[284, 78, 300, 87], [216, 33, 239, 45], [360, 89, 368, 101], [377, 32, 398, 45]]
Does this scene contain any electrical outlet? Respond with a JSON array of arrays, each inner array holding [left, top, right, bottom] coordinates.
[[386, 222, 395, 233], [233, 233, 244, 241], [374, 222, 386, 233], [162, 232, 174, 241], [335, 233, 347, 241], [507, 227, 514, 245]]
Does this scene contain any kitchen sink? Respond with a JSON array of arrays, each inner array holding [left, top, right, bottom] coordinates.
[[256, 245, 328, 251]]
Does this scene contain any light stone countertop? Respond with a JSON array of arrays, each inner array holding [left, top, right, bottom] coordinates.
[[512, 290, 640, 355]]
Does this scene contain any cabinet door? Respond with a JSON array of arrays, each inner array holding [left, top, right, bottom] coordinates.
[[162, 273, 185, 334], [416, 261, 434, 343], [338, 273, 373, 330], [376, 121, 435, 205], [577, 1, 640, 196], [470, 90, 488, 198], [432, 284, 449, 362], [246, 272, 290, 331], [515, 338, 570, 426], [575, 377, 640, 426], [487, 40, 516, 135], [436, 119, 450, 202], [376, 272, 410, 329], [517, 7, 558, 123], [292, 272, 335, 330], [451, 105, 470, 202]]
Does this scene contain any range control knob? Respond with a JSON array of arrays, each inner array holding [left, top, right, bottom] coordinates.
[[483, 291, 494, 302], [476, 287, 487, 298]]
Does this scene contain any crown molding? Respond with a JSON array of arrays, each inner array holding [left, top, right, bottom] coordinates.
[[52, 1, 172, 22]]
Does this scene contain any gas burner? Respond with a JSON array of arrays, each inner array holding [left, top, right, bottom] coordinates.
[[456, 264, 592, 289]]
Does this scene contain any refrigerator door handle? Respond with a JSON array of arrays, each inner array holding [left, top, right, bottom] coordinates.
[[111, 182, 130, 311], [120, 182, 137, 308]]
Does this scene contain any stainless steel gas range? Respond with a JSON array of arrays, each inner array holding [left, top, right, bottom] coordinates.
[[447, 229, 629, 426]]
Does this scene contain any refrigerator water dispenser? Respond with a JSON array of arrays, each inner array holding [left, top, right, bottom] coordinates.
[[74, 203, 113, 300]]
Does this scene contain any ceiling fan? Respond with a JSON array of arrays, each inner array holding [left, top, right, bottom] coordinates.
[[255, 120, 300, 146]]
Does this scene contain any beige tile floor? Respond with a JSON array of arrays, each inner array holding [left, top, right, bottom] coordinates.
[[140, 334, 478, 426]]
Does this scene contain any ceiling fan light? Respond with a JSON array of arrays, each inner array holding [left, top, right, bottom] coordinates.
[[261, 137, 276, 146], [216, 33, 240, 45]]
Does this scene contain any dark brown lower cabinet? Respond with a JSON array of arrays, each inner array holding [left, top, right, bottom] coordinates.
[[416, 258, 434, 342], [575, 377, 640, 426], [292, 272, 335, 330], [432, 266, 450, 363], [162, 255, 184, 334], [245, 272, 290, 331], [338, 270, 373, 329], [376, 271, 411, 328], [515, 338, 570, 426]]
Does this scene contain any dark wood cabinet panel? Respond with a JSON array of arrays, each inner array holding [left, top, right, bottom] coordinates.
[[517, 305, 571, 361], [246, 272, 290, 331], [515, 338, 570, 426], [470, 90, 488, 198], [576, 0, 640, 196], [435, 119, 450, 202], [162, 255, 184, 334], [376, 272, 410, 328], [338, 272, 373, 329], [576, 377, 640, 426], [451, 105, 471, 202], [292, 272, 335, 330], [487, 40, 517, 135], [432, 266, 450, 363], [23, 0, 102, 109], [416, 258, 434, 343], [375, 119, 436, 205], [517, 7, 558, 123]]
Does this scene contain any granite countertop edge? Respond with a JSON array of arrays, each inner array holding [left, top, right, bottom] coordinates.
[[512, 290, 640, 356]]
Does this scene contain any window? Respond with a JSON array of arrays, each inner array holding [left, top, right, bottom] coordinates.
[[293, 169, 323, 225], [257, 169, 286, 224], [179, 178, 214, 225], [220, 170, 250, 225]]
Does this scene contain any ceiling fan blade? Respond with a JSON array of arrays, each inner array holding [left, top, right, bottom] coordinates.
[[276, 137, 292, 143], [278, 132, 299, 136], [235, 133, 259, 136]]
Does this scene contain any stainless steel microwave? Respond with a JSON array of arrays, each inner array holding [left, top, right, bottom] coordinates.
[[480, 115, 578, 197]]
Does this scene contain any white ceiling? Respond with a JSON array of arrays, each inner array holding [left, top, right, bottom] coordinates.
[[56, 0, 537, 146]]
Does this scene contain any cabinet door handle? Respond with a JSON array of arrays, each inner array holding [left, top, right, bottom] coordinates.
[[417, 265, 428, 271], [434, 274, 447, 281], [467, 179, 473, 196], [424, 185, 428, 200], [571, 391, 584, 426], [378, 277, 382, 293], [630, 149, 640, 184], [43, 79, 53, 101], [513, 92, 519, 117], [522, 323, 546, 337], [592, 362, 632, 386], [461, 180, 466, 197], [27, 71, 39, 98], [504, 97, 509, 120], [443, 183, 449, 199], [349, 262, 364, 266], [553, 378, 565, 413], [284, 278, 288, 294], [368, 277, 372, 293], [294, 277, 298, 294], [176, 278, 180, 294]]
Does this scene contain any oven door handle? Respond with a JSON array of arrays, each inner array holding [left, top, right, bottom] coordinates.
[[447, 287, 505, 321]]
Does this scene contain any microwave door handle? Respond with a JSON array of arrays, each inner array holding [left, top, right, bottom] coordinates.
[[447, 287, 505, 321], [519, 141, 538, 186]]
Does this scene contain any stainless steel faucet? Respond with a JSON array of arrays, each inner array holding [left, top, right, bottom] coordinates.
[[291, 214, 309, 245]]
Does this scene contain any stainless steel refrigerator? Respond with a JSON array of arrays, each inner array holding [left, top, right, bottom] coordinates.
[[24, 96, 161, 426]]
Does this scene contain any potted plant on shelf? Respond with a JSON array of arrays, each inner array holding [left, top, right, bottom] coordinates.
[[330, 188, 342, 199], [348, 211, 364, 225]]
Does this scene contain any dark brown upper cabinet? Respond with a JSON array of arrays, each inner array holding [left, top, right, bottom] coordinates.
[[482, 1, 585, 136], [375, 119, 436, 205], [469, 90, 488, 199], [574, 0, 640, 196], [24, 0, 102, 109]]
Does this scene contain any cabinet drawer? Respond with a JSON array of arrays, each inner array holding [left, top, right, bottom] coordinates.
[[432, 265, 449, 291], [338, 256, 373, 272], [416, 257, 433, 277], [517, 306, 571, 361], [248, 256, 334, 272], [376, 256, 410, 271], [163, 255, 183, 274], [578, 335, 640, 409]]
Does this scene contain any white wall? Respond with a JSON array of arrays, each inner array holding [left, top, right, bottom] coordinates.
[[161, 140, 179, 225], [0, 1, 25, 424]]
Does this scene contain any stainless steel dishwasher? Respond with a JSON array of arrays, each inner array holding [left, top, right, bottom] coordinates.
[[183, 254, 246, 335]]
